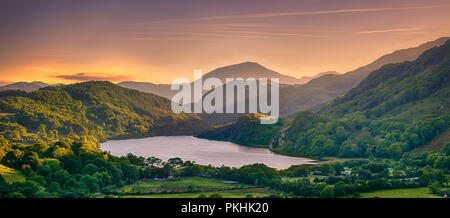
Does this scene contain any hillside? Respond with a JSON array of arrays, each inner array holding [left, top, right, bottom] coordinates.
[[0, 81, 50, 92], [279, 37, 450, 117], [193, 37, 450, 125], [118, 62, 305, 101], [202, 62, 304, 85], [197, 113, 286, 148], [0, 81, 207, 146], [200, 39, 450, 158], [295, 71, 340, 84], [117, 81, 176, 100]]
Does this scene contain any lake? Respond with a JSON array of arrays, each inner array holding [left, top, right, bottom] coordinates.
[[101, 136, 317, 169]]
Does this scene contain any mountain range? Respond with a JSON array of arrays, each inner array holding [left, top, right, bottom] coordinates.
[[199, 38, 450, 158], [0, 81, 65, 92], [0, 81, 49, 92], [0, 36, 447, 164], [119, 37, 450, 125], [295, 71, 340, 84], [117, 81, 176, 100], [278, 36, 450, 117], [195, 37, 450, 125], [5, 37, 447, 122], [117, 63, 338, 100]]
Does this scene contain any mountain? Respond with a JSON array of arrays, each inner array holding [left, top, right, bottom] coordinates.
[[201, 62, 304, 85], [296, 71, 340, 84], [0, 81, 50, 92], [278, 36, 450, 117], [192, 37, 450, 124], [0, 81, 8, 86], [119, 62, 305, 100], [0, 81, 207, 145], [117, 81, 176, 100], [198, 39, 450, 158]]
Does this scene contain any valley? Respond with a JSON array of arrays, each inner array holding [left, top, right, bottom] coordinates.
[[0, 38, 448, 199]]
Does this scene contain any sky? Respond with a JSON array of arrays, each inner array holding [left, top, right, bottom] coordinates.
[[0, 0, 450, 84]]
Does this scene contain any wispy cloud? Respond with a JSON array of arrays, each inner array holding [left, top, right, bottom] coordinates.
[[355, 28, 419, 34], [150, 5, 450, 23], [396, 31, 428, 35], [52, 73, 132, 82], [126, 30, 328, 41], [217, 30, 328, 38], [127, 32, 267, 40]]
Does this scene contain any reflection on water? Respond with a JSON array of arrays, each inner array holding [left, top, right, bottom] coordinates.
[[101, 136, 316, 169]]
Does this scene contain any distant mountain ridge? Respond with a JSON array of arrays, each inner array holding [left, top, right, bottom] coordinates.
[[198, 37, 450, 125], [117, 81, 176, 100], [199, 38, 450, 157], [296, 71, 340, 84], [0, 81, 63, 92], [279, 36, 450, 117], [118, 62, 315, 100], [201, 62, 305, 85]]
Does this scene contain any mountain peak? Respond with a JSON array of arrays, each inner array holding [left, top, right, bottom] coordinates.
[[204, 62, 303, 85]]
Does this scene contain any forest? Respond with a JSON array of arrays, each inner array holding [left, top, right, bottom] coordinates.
[[0, 81, 207, 147], [0, 135, 448, 198]]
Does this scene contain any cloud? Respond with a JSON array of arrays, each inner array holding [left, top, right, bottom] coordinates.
[[126, 30, 327, 41], [150, 5, 450, 23], [128, 32, 270, 40], [217, 30, 328, 38], [52, 72, 132, 82], [355, 28, 419, 34]]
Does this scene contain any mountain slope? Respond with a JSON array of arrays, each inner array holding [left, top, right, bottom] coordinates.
[[200, 39, 450, 158], [202, 62, 304, 85], [118, 62, 305, 100], [279, 37, 450, 117], [296, 71, 340, 84], [197, 37, 450, 124], [117, 81, 176, 100], [198, 113, 285, 148], [0, 81, 50, 92], [0, 81, 207, 145]]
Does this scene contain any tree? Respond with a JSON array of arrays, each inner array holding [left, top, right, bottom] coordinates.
[[320, 186, 334, 198], [81, 164, 98, 175], [80, 175, 100, 193], [166, 157, 184, 168], [442, 142, 450, 155], [209, 193, 223, 198], [334, 181, 346, 196], [386, 142, 404, 160], [145, 157, 162, 168]]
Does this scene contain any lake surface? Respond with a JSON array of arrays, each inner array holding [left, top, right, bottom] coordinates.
[[101, 136, 317, 169]]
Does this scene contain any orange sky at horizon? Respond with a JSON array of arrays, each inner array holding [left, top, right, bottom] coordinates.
[[1, 0, 450, 84]]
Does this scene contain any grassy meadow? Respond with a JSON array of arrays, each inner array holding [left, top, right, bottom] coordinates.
[[115, 177, 260, 197], [357, 187, 439, 198], [0, 164, 25, 184]]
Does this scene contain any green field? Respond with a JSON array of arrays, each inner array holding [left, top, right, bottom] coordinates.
[[357, 187, 440, 198], [0, 164, 25, 184], [122, 189, 270, 198], [319, 157, 368, 163], [116, 177, 251, 195], [282, 175, 328, 183]]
